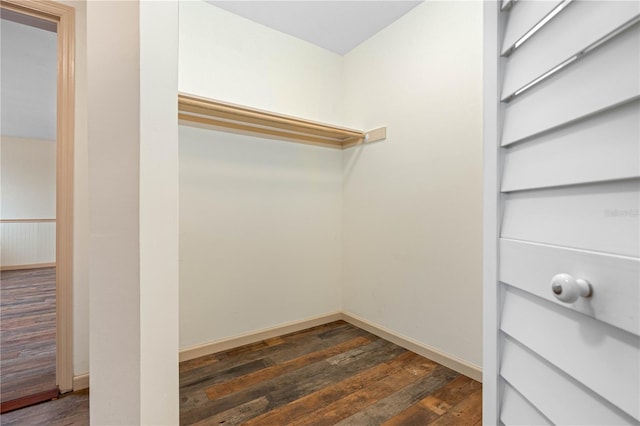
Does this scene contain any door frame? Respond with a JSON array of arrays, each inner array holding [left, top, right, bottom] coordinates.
[[482, 1, 506, 424], [0, 0, 75, 393]]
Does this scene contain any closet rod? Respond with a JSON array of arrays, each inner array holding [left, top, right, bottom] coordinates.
[[178, 93, 387, 149]]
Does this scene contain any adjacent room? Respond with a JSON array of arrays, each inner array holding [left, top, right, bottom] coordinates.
[[0, 12, 59, 411]]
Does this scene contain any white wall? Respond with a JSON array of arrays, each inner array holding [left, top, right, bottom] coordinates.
[[139, 1, 179, 423], [87, 0, 141, 420], [87, 1, 179, 423], [341, 1, 483, 368], [178, 1, 343, 349], [179, 127, 343, 348]]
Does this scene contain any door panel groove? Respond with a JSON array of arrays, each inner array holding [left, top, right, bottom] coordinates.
[[500, 334, 637, 425], [500, 380, 553, 426], [502, 178, 640, 257], [501, 285, 640, 419], [502, 23, 640, 145]]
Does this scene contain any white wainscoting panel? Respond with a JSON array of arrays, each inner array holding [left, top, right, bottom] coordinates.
[[0, 222, 56, 267]]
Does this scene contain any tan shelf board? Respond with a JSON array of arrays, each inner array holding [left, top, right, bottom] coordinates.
[[178, 93, 381, 149]]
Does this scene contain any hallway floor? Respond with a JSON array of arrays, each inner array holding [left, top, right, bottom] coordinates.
[[0, 268, 57, 406], [0, 390, 88, 426]]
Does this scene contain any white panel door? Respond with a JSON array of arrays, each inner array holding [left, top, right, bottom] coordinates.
[[483, 1, 640, 424]]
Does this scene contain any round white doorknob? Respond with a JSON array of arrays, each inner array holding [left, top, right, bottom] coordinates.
[[550, 273, 592, 303]]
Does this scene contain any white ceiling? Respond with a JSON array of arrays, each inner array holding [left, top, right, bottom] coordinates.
[[1, 18, 57, 141], [205, 1, 423, 55]]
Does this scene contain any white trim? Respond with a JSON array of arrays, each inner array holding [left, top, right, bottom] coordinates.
[[341, 312, 482, 383], [177, 310, 483, 382], [483, 1, 507, 424], [178, 311, 343, 362], [82, 310, 482, 387], [72, 373, 89, 391]]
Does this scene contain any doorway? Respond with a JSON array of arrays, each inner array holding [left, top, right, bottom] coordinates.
[[0, 0, 74, 413]]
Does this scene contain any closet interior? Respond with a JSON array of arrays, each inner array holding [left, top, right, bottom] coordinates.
[[177, 0, 483, 383]]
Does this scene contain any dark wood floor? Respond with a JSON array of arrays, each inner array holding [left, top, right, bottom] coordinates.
[[0, 389, 89, 426], [180, 320, 482, 425], [1, 321, 482, 425], [0, 268, 57, 404]]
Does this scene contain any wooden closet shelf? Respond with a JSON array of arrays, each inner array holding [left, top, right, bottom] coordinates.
[[178, 93, 386, 149]]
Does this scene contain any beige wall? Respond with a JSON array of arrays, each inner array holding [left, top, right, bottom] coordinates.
[[0, 137, 56, 219], [178, 1, 343, 350], [87, 1, 179, 423], [179, 127, 343, 348], [341, 1, 483, 367], [179, 1, 345, 125], [178, 0, 484, 369]]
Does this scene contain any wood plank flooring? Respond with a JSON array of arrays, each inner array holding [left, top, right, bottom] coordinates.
[[0, 320, 482, 425], [180, 320, 482, 425], [0, 268, 57, 404], [0, 389, 88, 426]]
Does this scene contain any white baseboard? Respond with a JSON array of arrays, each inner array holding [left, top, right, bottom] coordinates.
[[74, 310, 482, 386], [178, 311, 343, 362], [73, 373, 90, 391], [340, 312, 482, 382]]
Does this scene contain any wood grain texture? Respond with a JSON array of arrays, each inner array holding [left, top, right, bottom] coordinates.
[[0, 321, 482, 424], [0, 389, 88, 426], [1, 268, 57, 405], [180, 321, 482, 425], [289, 356, 442, 426], [243, 351, 420, 425], [204, 336, 373, 401], [0, 388, 59, 414], [177, 93, 390, 150], [178, 93, 365, 149], [382, 375, 482, 426]]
